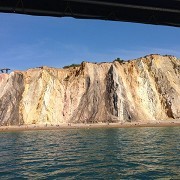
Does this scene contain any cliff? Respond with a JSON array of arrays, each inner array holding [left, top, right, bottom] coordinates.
[[0, 55, 180, 125]]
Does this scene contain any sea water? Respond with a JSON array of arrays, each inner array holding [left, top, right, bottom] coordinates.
[[0, 127, 179, 179]]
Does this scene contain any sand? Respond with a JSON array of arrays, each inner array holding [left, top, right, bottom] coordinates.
[[0, 120, 180, 132]]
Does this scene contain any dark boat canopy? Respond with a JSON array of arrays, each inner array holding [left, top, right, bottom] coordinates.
[[0, 0, 180, 27]]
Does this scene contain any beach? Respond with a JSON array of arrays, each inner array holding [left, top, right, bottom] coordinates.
[[0, 120, 180, 132]]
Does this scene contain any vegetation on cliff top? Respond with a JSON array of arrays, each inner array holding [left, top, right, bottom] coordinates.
[[63, 64, 81, 69], [114, 58, 125, 63]]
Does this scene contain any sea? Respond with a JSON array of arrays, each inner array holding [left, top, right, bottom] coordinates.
[[0, 127, 179, 179]]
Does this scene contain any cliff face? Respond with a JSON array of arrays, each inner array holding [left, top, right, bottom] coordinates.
[[0, 55, 180, 125]]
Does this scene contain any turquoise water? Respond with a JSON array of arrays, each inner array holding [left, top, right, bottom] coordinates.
[[0, 127, 179, 179]]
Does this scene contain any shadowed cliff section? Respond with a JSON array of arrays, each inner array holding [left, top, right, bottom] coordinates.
[[106, 64, 137, 122], [0, 72, 24, 125], [0, 55, 180, 125]]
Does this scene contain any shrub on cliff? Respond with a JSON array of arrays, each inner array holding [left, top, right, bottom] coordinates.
[[63, 64, 80, 69], [114, 58, 124, 63]]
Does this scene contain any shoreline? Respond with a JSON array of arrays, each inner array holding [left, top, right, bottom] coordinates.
[[0, 120, 180, 132]]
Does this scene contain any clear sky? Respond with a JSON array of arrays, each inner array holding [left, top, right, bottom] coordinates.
[[0, 13, 180, 71]]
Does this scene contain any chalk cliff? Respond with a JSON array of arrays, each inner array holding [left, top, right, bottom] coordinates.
[[0, 55, 180, 125]]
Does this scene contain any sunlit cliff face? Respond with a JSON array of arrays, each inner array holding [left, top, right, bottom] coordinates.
[[0, 55, 180, 125]]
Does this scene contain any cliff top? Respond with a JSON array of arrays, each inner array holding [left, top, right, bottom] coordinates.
[[33, 54, 178, 70], [2, 54, 179, 74]]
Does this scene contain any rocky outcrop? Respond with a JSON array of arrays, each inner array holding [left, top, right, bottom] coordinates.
[[0, 73, 24, 125], [0, 55, 180, 125]]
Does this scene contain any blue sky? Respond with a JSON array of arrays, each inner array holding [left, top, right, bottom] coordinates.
[[0, 13, 180, 70]]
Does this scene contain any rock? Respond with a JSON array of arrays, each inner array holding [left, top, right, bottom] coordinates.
[[0, 55, 180, 125]]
